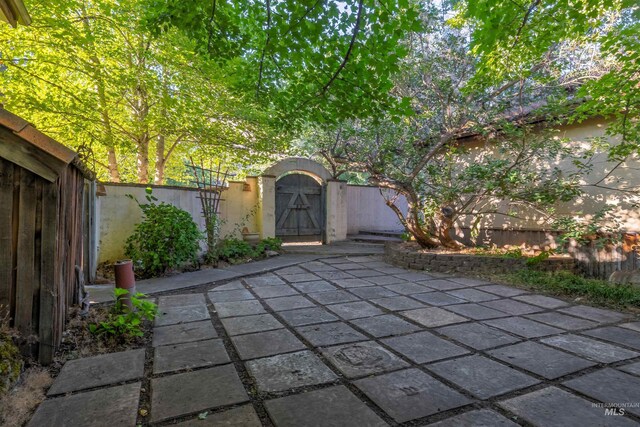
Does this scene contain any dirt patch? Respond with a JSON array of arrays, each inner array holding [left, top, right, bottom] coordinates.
[[0, 367, 53, 427], [50, 306, 152, 374]]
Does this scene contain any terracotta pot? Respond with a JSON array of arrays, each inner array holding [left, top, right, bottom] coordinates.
[[114, 259, 136, 310]]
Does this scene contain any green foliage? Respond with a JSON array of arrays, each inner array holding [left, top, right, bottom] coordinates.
[[501, 269, 640, 308], [215, 238, 254, 262], [0, 0, 287, 184], [141, 0, 423, 126], [213, 237, 282, 263], [125, 190, 201, 278], [456, 0, 640, 159], [553, 207, 623, 248], [256, 237, 283, 253], [89, 289, 158, 339], [501, 248, 524, 259]]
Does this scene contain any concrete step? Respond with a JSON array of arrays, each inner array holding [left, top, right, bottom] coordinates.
[[357, 229, 405, 238], [348, 234, 403, 244]]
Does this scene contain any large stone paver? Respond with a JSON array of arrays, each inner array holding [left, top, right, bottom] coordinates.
[[444, 303, 508, 320], [488, 341, 595, 379], [351, 314, 422, 337], [483, 316, 563, 338], [231, 329, 306, 360], [411, 291, 464, 306], [252, 285, 299, 299], [155, 304, 210, 326], [564, 368, 640, 417], [321, 341, 409, 378], [428, 355, 539, 399], [213, 300, 266, 318], [153, 320, 217, 347], [29, 383, 141, 427], [354, 368, 472, 423], [499, 386, 638, 427], [264, 295, 316, 311], [326, 301, 384, 319], [307, 290, 360, 305], [583, 326, 640, 350], [48, 349, 145, 395], [153, 339, 230, 374], [559, 305, 630, 323], [296, 322, 367, 346], [428, 409, 519, 426], [446, 288, 500, 302], [524, 311, 599, 330], [436, 322, 521, 350], [207, 289, 255, 303], [221, 313, 284, 335], [400, 307, 468, 327], [151, 364, 248, 423], [371, 295, 425, 311], [174, 405, 262, 427], [350, 286, 399, 299], [382, 331, 469, 364], [265, 386, 387, 427], [277, 306, 338, 326], [246, 350, 338, 392], [541, 334, 640, 363], [513, 294, 569, 309]]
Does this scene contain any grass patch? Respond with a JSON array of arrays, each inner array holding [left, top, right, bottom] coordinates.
[[495, 269, 640, 309]]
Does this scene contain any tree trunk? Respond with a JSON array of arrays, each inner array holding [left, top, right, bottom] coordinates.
[[137, 135, 149, 183], [154, 135, 165, 185], [107, 148, 120, 183], [381, 185, 440, 249], [434, 209, 463, 250]]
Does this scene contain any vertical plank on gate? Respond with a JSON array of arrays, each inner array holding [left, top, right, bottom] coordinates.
[[15, 170, 37, 336], [39, 179, 58, 365], [0, 160, 14, 309]]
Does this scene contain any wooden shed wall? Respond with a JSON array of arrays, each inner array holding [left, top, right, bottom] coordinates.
[[0, 156, 85, 364]]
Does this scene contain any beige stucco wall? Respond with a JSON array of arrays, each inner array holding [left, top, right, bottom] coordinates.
[[346, 185, 407, 234], [97, 181, 259, 263], [455, 117, 639, 233]]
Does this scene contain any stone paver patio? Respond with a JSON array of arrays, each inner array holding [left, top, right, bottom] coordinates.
[[32, 255, 640, 426]]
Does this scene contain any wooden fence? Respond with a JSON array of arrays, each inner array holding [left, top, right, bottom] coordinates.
[[0, 156, 88, 364], [570, 233, 639, 280]]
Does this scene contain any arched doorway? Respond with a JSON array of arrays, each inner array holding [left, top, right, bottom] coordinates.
[[275, 173, 324, 241], [260, 157, 347, 244]]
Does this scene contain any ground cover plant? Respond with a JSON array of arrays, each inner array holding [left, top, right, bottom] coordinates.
[[89, 289, 158, 341], [496, 269, 640, 309]]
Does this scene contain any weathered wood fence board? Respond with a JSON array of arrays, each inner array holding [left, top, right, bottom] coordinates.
[[0, 156, 88, 364]]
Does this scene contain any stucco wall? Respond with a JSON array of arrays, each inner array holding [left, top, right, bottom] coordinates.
[[97, 180, 259, 263], [455, 117, 640, 234], [346, 185, 407, 234]]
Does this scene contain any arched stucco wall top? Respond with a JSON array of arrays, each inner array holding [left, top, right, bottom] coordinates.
[[263, 157, 332, 182]]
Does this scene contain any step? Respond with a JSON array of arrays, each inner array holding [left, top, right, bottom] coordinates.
[[348, 234, 403, 244], [356, 229, 405, 238]]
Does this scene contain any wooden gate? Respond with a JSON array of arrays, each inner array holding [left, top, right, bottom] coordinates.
[[275, 174, 323, 241]]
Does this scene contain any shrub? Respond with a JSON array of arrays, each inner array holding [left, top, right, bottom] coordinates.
[[214, 237, 283, 263], [255, 237, 283, 253], [125, 189, 202, 278], [89, 288, 158, 340], [215, 238, 254, 262]]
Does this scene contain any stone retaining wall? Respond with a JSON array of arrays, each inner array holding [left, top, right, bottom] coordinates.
[[385, 243, 575, 275]]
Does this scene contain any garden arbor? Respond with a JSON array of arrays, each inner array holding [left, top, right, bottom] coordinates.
[[259, 158, 347, 244]]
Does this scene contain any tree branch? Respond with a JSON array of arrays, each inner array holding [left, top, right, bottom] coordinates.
[[319, 0, 364, 95]]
